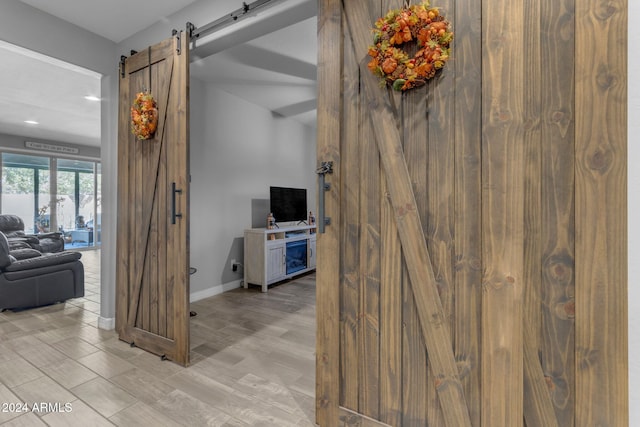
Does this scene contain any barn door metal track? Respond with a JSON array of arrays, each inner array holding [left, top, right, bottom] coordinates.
[[185, 0, 276, 49]]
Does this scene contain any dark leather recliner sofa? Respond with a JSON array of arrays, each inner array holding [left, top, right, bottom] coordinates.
[[0, 214, 64, 253], [0, 231, 84, 311]]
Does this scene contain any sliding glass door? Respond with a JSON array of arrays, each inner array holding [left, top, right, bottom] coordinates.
[[0, 152, 101, 248], [57, 159, 97, 247]]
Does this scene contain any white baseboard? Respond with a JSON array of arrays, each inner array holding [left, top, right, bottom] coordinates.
[[97, 316, 115, 330], [190, 279, 242, 303]]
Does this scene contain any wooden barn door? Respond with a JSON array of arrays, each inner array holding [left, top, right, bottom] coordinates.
[[316, 1, 472, 426], [116, 33, 190, 366], [316, 0, 626, 426]]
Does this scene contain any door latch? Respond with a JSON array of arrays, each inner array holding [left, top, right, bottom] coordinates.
[[316, 161, 333, 234]]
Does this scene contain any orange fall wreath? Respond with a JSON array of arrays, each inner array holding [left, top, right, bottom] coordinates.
[[130, 92, 158, 140], [367, 1, 453, 91]]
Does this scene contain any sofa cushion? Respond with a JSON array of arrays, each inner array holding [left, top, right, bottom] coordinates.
[[4, 251, 82, 273], [0, 232, 12, 269], [0, 215, 25, 233], [10, 248, 42, 260]]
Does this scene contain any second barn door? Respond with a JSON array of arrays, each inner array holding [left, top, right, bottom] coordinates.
[[116, 32, 190, 366]]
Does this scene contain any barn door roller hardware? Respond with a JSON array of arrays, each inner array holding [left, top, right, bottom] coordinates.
[[316, 161, 333, 234], [185, 0, 276, 49]]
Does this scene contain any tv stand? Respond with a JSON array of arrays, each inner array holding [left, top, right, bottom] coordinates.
[[244, 225, 316, 292]]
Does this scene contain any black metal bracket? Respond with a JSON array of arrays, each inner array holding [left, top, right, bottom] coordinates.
[[119, 55, 127, 78], [316, 161, 334, 233], [186, 22, 195, 39], [171, 29, 179, 54]]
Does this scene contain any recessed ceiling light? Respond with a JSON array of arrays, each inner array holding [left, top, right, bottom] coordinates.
[[84, 95, 101, 101], [24, 120, 39, 125]]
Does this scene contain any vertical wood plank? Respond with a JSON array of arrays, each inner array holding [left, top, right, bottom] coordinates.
[[374, 3, 403, 424], [522, 0, 542, 387], [428, 0, 455, 349], [116, 59, 131, 337], [539, 0, 576, 424], [574, 0, 627, 424], [167, 32, 190, 365], [480, 0, 525, 425], [134, 70, 145, 330], [316, 0, 342, 424], [358, 59, 381, 420], [402, 85, 429, 427], [453, 0, 482, 425], [340, 9, 361, 410], [426, 2, 455, 425], [141, 135, 150, 331], [152, 56, 170, 338], [128, 75, 138, 331], [521, 0, 562, 425], [148, 61, 162, 336], [379, 176, 402, 426]]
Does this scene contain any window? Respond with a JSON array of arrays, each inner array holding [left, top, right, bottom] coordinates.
[[0, 152, 101, 248]]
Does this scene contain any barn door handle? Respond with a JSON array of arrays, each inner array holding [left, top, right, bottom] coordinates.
[[316, 161, 333, 234], [172, 182, 183, 224]]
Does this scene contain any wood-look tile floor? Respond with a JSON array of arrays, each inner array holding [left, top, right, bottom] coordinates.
[[0, 250, 317, 426]]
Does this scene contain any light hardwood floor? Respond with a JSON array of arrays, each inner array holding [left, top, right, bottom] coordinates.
[[0, 250, 316, 426]]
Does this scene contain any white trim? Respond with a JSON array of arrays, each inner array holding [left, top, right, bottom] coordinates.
[[97, 316, 115, 330], [190, 280, 242, 303], [0, 40, 101, 79]]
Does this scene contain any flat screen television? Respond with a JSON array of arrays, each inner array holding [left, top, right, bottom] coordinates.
[[270, 186, 307, 224]]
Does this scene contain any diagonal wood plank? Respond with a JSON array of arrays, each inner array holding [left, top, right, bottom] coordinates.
[[343, 3, 470, 426]]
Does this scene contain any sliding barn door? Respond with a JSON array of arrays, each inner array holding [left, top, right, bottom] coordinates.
[[316, 0, 626, 426], [116, 33, 190, 366]]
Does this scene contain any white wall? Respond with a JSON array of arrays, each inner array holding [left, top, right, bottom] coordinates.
[[629, 3, 639, 425], [189, 79, 316, 299], [0, 0, 119, 329], [0, 1, 115, 75]]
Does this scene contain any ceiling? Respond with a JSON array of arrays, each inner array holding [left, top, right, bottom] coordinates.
[[0, 0, 317, 148]]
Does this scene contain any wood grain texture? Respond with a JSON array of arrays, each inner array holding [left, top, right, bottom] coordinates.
[[401, 84, 429, 427], [343, 3, 472, 426], [520, 1, 561, 426], [116, 53, 131, 337], [379, 176, 402, 426], [315, 0, 343, 424], [316, 1, 628, 425], [539, 0, 576, 424], [166, 31, 190, 366], [340, 13, 360, 410], [339, 407, 391, 427], [480, 0, 525, 424], [574, 0, 628, 425], [116, 33, 189, 367], [453, 0, 483, 425], [358, 53, 381, 419], [425, 2, 455, 425]]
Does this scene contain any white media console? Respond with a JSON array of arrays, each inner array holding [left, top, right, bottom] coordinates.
[[244, 225, 316, 292]]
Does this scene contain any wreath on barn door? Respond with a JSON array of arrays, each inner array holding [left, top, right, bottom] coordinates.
[[367, 1, 453, 91], [130, 91, 158, 140]]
